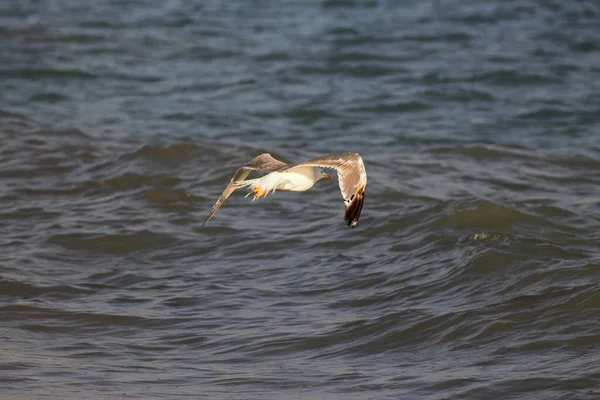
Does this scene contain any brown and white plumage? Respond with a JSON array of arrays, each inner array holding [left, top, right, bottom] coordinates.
[[200, 152, 367, 228]]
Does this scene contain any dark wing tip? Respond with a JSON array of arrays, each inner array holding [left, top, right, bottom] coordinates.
[[344, 190, 365, 228], [199, 217, 210, 230], [199, 208, 216, 230]]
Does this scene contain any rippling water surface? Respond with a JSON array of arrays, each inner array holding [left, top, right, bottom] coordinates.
[[1, 1, 600, 399]]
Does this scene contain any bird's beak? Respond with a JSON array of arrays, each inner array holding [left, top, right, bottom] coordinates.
[[324, 174, 332, 180]]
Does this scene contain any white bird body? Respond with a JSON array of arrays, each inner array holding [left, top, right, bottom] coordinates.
[[240, 166, 324, 196]]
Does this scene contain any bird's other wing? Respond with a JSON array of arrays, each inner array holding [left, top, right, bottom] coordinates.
[[200, 153, 289, 228]]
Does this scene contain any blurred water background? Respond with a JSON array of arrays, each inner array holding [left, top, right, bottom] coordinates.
[[1, 0, 600, 399]]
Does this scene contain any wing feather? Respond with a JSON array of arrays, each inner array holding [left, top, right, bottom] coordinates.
[[284, 152, 367, 227]]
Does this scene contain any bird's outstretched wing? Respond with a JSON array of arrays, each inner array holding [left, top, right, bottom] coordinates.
[[200, 153, 288, 228], [284, 152, 367, 227]]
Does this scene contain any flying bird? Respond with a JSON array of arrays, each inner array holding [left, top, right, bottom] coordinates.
[[200, 152, 367, 228]]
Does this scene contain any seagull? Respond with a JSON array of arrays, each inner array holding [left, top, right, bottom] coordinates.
[[200, 152, 367, 228]]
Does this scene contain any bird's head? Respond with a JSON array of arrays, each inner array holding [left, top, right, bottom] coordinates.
[[319, 169, 332, 180]]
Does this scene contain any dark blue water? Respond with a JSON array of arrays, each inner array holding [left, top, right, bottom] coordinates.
[[1, 1, 600, 399]]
